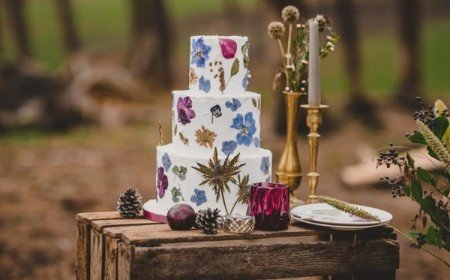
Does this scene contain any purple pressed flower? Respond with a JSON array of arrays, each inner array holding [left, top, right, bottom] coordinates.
[[191, 37, 211, 68], [219, 38, 237, 59], [177, 97, 196, 125], [157, 167, 168, 199]]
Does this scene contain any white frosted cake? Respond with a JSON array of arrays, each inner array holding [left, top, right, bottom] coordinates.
[[145, 35, 272, 222]]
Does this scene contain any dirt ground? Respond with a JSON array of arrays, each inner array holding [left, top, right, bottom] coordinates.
[[0, 97, 449, 279]]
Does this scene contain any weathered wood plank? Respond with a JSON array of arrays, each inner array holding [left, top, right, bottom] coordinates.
[[88, 217, 155, 280], [131, 237, 399, 279], [105, 224, 324, 246], [91, 218, 157, 231], [76, 220, 91, 280], [104, 235, 118, 280], [76, 212, 125, 222], [118, 242, 133, 280], [90, 229, 104, 280]]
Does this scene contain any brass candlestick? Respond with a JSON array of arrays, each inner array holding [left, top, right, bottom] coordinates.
[[276, 91, 303, 204], [300, 104, 328, 204]]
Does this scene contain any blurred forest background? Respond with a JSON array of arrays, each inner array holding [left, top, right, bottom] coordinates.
[[0, 0, 449, 279]]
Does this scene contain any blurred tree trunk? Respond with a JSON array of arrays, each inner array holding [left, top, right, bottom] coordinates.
[[395, 0, 422, 107], [54, 0, 81, 54], [266, 0, 310, 135], [0, 3, 3, 65], [129, 0, 172, 88], [336, 0, 379, 127], [4, 0, 30, 60]]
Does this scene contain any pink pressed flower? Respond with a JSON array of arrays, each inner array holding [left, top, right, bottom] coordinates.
[[219, 38, 237, 59]]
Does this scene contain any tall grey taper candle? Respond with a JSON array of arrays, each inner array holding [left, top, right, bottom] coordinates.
[[308, 20, 321, 107]]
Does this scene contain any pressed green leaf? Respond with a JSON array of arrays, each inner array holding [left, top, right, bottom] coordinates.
[[432, 116, 449, 140], [230, 58, 239, 77], [407, 131, 426, 145], [417, 168, 437, 186], [180, 166, 187, 174], [420, 196, 437, 218], [409, 231, 421, 238], [411, 180, 423, 202], [444, 236, 450, 251], [403, 185, 411, 196], [425, 226, 439, 245], [172, 166, 180, 174], [242, 42, 249, 68], [406, 152, 415, 169], [427, 146, 440, 161], [252, 98, 257, 108], [178, 174, 186, 181]]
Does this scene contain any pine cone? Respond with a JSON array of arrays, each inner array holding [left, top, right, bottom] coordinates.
[[117, 188, 142, 218], [196, 208, 220, 234]]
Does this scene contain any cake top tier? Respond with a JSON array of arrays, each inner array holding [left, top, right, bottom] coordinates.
[[189, 35, 250, 95]]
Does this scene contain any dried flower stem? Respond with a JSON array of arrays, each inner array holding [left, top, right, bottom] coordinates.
[[277, 39, 289, 88], [158, 121, 163, 146], [417, 120, 450, 166], [388, 223, 450, 267], [318, 196, 450, 267], [287, 23, 293, 64]]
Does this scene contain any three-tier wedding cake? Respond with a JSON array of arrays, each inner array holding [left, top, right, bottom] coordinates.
[[144, 35, 272, 222]]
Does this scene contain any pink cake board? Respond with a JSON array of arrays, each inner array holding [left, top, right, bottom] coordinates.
[[143, 199, 168, 223]]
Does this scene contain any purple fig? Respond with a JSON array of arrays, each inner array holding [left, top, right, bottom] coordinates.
[[167, 204, 196, 230]]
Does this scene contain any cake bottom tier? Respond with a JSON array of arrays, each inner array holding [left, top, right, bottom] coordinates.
[[154, 144, 272, 217]]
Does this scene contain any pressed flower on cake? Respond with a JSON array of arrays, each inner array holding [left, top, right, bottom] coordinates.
[[199, 76, 211, 93], [225, 98, 241, 112], [260, 156, 270, 175], [242, 71, 249, 90], [231, 112, 257, 146], [190, 188, 207, 206], [157, 167, 168, 199], [219, 38, 237, 59], [177, 97, 196, 125], [162, 153, 171, 171], [191, 37, 211, 68], [189, 67, 198, 85], [195, 126, 217, 148], [221, 140, 238, 155]]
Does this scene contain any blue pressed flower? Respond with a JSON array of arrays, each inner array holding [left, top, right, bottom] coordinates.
[[253, 137, 260, 147], [190, 188, 207, 206], [162, 153, 171, 171], [190, 37, 211, 68], [265, 175, 271, 183], [242, 71, 249, 90], [221, 140, 238, 155], [231, 112, 257, 146], [260, 156, 270, 175], [225, 98, 241, 112], [199, 76, 211, 93]]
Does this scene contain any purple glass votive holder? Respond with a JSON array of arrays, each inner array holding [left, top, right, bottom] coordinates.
[[248, 182, 290, 231]]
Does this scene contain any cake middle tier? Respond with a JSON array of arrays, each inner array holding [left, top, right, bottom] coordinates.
[[172, 90, 262, 155]]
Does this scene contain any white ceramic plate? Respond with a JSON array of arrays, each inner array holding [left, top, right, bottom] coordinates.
[[291, 203, 392, 226], [291, 213, 385, 231]]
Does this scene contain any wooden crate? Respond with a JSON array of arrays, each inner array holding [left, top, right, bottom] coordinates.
[[76, 212, 399, 280]]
